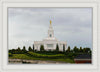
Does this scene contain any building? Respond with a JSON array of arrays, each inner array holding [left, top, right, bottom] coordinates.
[[74, 54, 91, 64], [34, 20, 67, 51]]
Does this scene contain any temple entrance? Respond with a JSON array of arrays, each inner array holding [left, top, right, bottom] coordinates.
[[47, 44, 53, 50]]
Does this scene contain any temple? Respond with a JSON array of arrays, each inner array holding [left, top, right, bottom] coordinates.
[[34, 20, 67, 51]]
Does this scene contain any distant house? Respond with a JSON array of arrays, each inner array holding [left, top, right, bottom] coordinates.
[[74, 54, 91, 64]]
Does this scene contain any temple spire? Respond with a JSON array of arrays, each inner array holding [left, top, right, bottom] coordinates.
[[48, 20, 54, 38], [49, 20, 53, 28]]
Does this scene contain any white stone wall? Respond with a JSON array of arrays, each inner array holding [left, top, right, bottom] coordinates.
[[34, 41, 67, 51]]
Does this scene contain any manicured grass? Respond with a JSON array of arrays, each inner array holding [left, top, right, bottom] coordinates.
[[9, 54, 32, 59], [9, 53, 75, 63], [27, 52, 65, 58]]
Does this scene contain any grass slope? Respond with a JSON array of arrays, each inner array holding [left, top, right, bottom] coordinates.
[[9, 53, 74, 63]]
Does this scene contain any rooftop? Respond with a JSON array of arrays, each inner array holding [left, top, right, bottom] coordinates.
[[74, 54, 91, 59]]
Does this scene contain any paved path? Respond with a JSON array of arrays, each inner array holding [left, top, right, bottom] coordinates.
[[9, 59, 68, 64]]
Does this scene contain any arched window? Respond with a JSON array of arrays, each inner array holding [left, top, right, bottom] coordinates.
[[50, 34, 52, 37]]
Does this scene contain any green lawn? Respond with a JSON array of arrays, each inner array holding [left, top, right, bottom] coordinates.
[[9, 53, 75, 63]]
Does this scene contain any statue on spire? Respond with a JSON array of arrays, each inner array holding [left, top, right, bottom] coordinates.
[[50, 20, 52, 25]]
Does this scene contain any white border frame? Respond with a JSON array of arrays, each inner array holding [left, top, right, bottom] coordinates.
[[0, 1, 98, 72], [2, 2, 97, 70]]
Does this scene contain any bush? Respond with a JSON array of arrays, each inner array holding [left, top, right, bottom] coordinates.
[[9, 53, 13, 57]]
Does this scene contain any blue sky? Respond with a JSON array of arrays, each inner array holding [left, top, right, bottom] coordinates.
[[8, 8, 92, 50]]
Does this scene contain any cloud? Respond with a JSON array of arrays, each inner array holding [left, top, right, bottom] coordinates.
[[8, 8, 92, 50]]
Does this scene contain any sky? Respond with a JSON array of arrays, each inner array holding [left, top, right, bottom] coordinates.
[[8, 8, 92, 50]]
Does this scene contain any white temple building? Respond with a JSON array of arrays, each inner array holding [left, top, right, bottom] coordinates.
[[34, 20, 67, 51]]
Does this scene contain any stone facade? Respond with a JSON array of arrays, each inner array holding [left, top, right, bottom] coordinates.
[[34, 20, 67, 51]]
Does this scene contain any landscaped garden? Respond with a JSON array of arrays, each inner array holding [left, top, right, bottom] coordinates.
[[9, 45, 91, 63]]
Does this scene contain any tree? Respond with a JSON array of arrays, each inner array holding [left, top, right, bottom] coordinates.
[[11, 49, 16, 54], [83, 48, 91, 53], [22, 46, 27, 53], [17, 47, 21, 54], [40, 45, 44, 51], [89, 50, 92, 54], [17, 47, 21, 51], [63, 44, 65, 52], [33, 44, 34, 52], [56, 44, 59, 51], [79, 47, 83, 53], [67, 46, 70, 53], [28, 46, 33, 51], [86, 48, 91, 53], [73, 46, 79, 53]]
